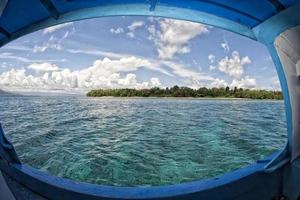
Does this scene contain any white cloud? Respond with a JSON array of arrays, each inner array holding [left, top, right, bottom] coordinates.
[[230, 76, 256, 89], [43, 22, 73, 34], [67, 48, 220, 84], [66, 49, 173, 76], [0, 57, 162, 90], [150, 77, 161, 87], [62, 31, 70, 39], [209, 78, 228, 88], [33, 36, 65, 53], [87, 57, 151, 76], [1, 62, 8, 69], [221, 41, 230, 53], [35, 27, 75, 53], [202, 76, 256, 89], [0, 52, 34, 63], [218, 51, 251, 78], [127, 21, 144, 38], [67, 48, 226, 89], [209, 65, 216, 71], [207, 48, 256, 89], [0, 52, 66, 63], [208, 53, 216, 71], [160, 60, 226, 89], [161, 60, 214, 82], [126, 32, 135, 38], [2, 45, 32, 51], [148, 19, 209, 59], [33, 43, 62, 53], [270, 76, 281, 90], [32, 45, 47, 53], [208, 54, 215, 64], [66, 49, 129, 59], [147, 24, 156, 40], [110, 27, 124, 34], [28, 63, 60, 72], [0, 54, 228, 90], [128, 21, 144, 31]]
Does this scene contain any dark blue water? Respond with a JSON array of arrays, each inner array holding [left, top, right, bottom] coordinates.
[[0, 96, 287, 186]]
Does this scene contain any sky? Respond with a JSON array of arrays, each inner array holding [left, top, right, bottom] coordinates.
[[0, 16, 281, 92]]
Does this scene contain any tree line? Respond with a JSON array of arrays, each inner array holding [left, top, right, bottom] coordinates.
[[86, 86, 283, 100]]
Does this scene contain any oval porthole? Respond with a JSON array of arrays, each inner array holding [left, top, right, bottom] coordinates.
[[0, 16, 287, 187]]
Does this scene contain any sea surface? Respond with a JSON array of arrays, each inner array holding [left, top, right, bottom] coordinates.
[[0, 95, 287, 186]]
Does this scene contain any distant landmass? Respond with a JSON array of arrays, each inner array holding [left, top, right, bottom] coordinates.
[[87, 86, 283, 100], [0, 89, 19, 96]]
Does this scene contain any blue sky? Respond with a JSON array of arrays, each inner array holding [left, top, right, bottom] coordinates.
[[0, 16, 280, 92]]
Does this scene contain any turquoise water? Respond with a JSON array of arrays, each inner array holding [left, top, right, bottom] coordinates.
[[0, 96, 287, 186]]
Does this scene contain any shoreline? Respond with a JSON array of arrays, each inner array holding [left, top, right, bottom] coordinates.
[[87, 96, 283, 101], [87, 87, 283, 100]]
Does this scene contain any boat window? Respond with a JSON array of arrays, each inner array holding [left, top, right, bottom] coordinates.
[[0, 16, 287, 186]]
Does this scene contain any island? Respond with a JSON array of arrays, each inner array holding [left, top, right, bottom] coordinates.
[[87, 86, 283, 100], [0, 89, 19, 97]]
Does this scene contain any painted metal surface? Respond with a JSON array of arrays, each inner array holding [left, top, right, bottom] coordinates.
[[0, 0, 298, 46], [0, 172, 15, 200], [275, 26, 300, 161], [253, 3, 300, 161], [272, 26, 300, 198], [0, 0, 300, 199], [0, 150, 284, 200], [0, 124, 20, 164]]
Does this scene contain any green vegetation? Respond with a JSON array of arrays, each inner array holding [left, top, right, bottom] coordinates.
[[87, 86, 283, 100]]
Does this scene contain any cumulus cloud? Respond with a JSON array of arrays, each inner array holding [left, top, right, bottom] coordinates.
[[150, 77, 161, 87], [28, 63, 60, 72], [43, 22, 73, 34], [209, 78, 228, 88], [0, 53, 229, 91], [148, 19, 209, 59], [127, 21, 144, 38], [206, 45, 256, 89], [66, 47, 228, 90], [230, 76, 256, 89], [87, 57, 151, 76], [147, 24, 156, 40], [0, 57, 163, 90], [270, 76, 281, 90], [110, 27, 124, 34], [208, 54, 215, 64], [66, 49, 173, 76], [218, 51, 251, 78], [66, 47, 214, 82], [200, 76, 256, 89]]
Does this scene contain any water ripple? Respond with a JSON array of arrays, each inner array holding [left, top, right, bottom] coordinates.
[[0, 96, 287, 186]]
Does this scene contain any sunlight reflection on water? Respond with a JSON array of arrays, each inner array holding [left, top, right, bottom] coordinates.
[[0, 96, 287, 186]]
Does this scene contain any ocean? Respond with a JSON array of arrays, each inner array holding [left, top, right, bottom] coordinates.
[[0, 95, 287, 186]]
